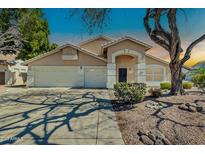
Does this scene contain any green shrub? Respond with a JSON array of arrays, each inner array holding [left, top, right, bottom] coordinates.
[[160, 82, 171, 90], [192, 74, 205, 92], [182, 82, 193, 89], [148, 88, 162, 97], [114, 82, 146, 103]]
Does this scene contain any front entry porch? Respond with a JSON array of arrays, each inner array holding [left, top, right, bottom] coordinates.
[[106, 49, 146, 88]]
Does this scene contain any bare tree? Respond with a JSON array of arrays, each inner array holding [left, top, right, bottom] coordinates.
[[0, 26, 23, 55], [144, 8, 205, 95], [69, 8, 111, 34]]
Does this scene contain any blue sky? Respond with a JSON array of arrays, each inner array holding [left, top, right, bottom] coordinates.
[[43, 8, 205, 66], [43, 8, 147, 44]]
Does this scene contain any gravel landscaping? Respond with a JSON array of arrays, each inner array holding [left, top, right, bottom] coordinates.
[[112, 92, 205, 145]]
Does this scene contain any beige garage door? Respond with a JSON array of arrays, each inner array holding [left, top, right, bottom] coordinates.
[[34, 66, 83, 87], [84, 67, 107, 88]]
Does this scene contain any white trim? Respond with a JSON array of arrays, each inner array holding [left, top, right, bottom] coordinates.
[[106, 63, 116, 88], [111, 49, 143, 63], [135, 63, 146, 83]]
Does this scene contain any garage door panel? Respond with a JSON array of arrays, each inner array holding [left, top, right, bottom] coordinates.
[[84, 68, 107, 88], [34, 67, 82, 87]]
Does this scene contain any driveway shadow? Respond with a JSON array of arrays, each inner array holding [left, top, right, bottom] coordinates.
[[0, 91, 113, 145]]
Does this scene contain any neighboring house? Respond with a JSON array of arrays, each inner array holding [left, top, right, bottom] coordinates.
[[0, 55, 27, 86], [24, 35, 188, 88]]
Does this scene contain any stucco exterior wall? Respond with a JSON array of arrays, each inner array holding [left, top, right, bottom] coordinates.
[[80, 38, 110, 55], [106, 40, 148, 63], [116, 55, 136, 82], [28, 47, 106, 68]]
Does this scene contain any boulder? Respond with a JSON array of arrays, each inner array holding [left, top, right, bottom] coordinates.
[[148, 130, 165, 140], [155, 139, 164, 145], [196, 105, 203, 112], [185, 103, 191, 107], [162, 138, 171, 145], [138, 130, 145, 136], [178, 104, 188, 111], [188, 106, 197, 112], [139, 130, 171, 145], [140, 135, 154, 145]]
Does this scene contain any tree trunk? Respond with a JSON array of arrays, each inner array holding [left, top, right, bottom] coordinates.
[[169, 62, 184, 95]]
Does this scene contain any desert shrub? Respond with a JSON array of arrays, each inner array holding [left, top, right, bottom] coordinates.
[[192, 74, 205, 92], [114, 82, 146, 103], [182, 82, 193, 89], [148, 88, 162, 97], [160, 82, 171, 90]]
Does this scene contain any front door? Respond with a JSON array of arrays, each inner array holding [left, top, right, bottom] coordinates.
[[119, 68, 127, 82]]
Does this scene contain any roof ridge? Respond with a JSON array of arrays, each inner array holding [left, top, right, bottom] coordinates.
[[101, 35, 152, 49], [78, 35, 113, 46]]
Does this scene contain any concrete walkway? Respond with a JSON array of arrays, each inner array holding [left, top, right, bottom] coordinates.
[[0, 89, 124, 145]]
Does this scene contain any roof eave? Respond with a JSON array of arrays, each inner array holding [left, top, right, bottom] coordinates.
[[23, 43, 107, 66]]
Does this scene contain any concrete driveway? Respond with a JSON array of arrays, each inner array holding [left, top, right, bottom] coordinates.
[[0, 88, 124, 145], [0, 85, 7, 94]]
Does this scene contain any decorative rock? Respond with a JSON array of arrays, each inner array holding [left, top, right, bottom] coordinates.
[[148, 130, 165, 140], [139, 130, 171, 145], [145, 102, 167, 110], [140, 135, 154, 145], [185, 103, 191, 107], [178, 104, 187, 110], [138, 130, 145, 136], [178, 103, 204, 113], [188, 106, 197, 112], [162, 138, 171, 145], [147, 132, 155, 141], [155, 139, 164, 145], [196, 105, 203, 112]]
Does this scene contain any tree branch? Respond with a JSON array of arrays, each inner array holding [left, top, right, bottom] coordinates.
[[181, 34, 205, 64], [144, 9, 170, 51]]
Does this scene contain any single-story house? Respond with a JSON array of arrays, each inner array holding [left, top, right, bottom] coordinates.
[[24, 35, 188, 88]]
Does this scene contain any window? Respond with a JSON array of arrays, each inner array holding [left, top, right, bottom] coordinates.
[[62, 49, 78, 60], [146, 67, 164, 81]]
